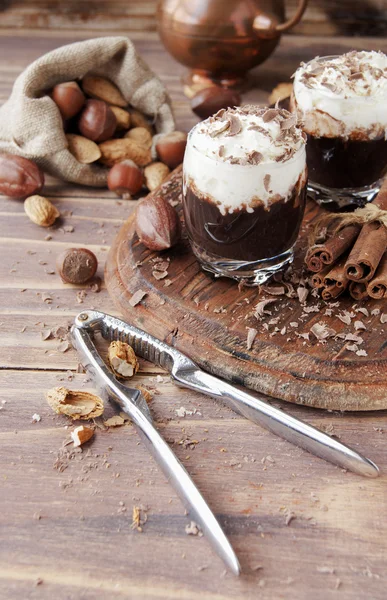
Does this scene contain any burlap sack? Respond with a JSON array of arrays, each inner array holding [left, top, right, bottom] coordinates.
[[0, 37, 175, 187]]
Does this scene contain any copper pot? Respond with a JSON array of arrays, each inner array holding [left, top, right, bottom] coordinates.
[[157, 0, 308, 89]]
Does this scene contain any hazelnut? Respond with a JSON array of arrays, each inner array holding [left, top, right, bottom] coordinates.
[[155, 131, 187, 169], [0, 154, 44, 199], [107, 160, 143, 199], [191, 86, 241, 119], [78, 99, 117, 143], [51, 81, 85, 120], [135, 195, 180, 251], [56, 248, 98, 284]]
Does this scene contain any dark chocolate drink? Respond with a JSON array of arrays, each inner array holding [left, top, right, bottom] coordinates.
[[292, 51, 387, 208], [182, 105, 307, 284]]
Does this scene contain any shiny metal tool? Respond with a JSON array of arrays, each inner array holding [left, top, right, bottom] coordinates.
[[71, 310, 379, 573]]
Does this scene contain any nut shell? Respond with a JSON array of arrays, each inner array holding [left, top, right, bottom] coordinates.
[[108, 341, 139, 379], [124, 127, 153, 149], [82, 75, 127, 108], [24, 195, 60, 227], [191, 86, 241, 119], [99, 138, 151, 167], [129, 109, 153, 134], [46, 387, 103, 420], [155, 131, 187, 169], [51, 81, 85, 120], [56, 247, 98, 284], [135, 195, 180, 251], [66, 134, 101, 164], [78, 99, 117, 143], [107, 160, 144, 198], [144, 162, 170, 191], [110, 106, 131, 130], [0, 154, 44, 199]]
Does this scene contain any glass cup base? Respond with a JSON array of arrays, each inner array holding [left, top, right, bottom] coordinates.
[[307, 180, 381, 211], [190, 241, 294, 286]]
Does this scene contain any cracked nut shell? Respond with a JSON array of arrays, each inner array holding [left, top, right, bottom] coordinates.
[[135, 194, 180, 251], [46, 387, 103, 420], [56, 247, 98, 284], [78, 99, 117, 143], [0, 154, 44, 199], [108, 341, 139, 379]]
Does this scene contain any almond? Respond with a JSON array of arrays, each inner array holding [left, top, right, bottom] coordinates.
[[129, 109, 153, 134], [108, 341, 139, 379], [144, 162, 170, 191], [82, 75, 127, 108], [124, 127, 153, 149], [66, 134, 101, 164], [98, 138, 152, 167], [71, 425, 94, 447], [110, 106, 131, 130], [24, 195, 60, 227]]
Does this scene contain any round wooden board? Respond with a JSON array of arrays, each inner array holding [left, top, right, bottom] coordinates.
[[105, 169, 387, 411]]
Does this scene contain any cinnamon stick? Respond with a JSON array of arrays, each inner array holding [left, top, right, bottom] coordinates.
[[344, 221, 387, 282], [322, 256, 349, 300], [310, 266, 331, 289], [349, 281, 369, 301], [367, 252, 387, 299], [305, 224, 360, 272]]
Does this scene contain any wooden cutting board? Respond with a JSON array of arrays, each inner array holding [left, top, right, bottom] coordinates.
[[105, 167, 387, 411]]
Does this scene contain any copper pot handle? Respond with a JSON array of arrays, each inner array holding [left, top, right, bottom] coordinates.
[[253, 0, 308, 37]]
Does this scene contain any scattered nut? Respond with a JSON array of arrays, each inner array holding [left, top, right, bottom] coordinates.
[[0, 154, 44, 199], [66, 134, 101, 164], [103, 415, 126, 427], [136, 385, 153, 404], [51, 81, 85, 120], [110, 106, 131, 130], [24, 195, 60, 227], [144, 162, 170, 191], [56, 247, 98, 284], [156, 131, 187, 169], [108, 341, 139, 379], [99, 138, 151, 167], [125, 127, 152, 149], [78, 99, 117, 143], [46, 387, 104, 419], [135, 194, 180, 251], [71, 425, 94, 447], [107, 160, 144, 198], [191, 86, 241, 119], [129, 108, 153, 133], [82, 75, 127, 108]]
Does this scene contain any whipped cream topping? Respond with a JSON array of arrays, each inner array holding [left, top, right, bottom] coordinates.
[[293, 51, 387, 139], [183, 106, 306, 215]]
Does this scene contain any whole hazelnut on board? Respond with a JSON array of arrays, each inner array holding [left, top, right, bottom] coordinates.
[[107, 160, 144, 199], [135, 195, 180, 251], [0, 154, 44, 199], [78, 99, 117, 143], [155, 131, 187, 169], [56, 248, 98, 284], [51, 81, 85, 120], [191, 86, 241, 119]]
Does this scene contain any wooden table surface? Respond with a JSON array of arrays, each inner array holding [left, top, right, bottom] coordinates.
[[1, 31, 386, 600]]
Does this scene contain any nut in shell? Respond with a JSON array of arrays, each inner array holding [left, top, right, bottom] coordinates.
[[144, 162, 170, 191], [66, 134, 101, 164], [71, 425, 95, 447], [125, 127, 152, 149], [56, 247, 98, 284], [110, 106, 131, 130], [129, 109, 153, 134], [135, 194, 181, 251], [0, 154, 44, 199], [98, 138, 151, 167], [82, 75, 127, 108], [108, 341, 139, 379], [46, 387, 104, 420], [24, 195, 60, 227]]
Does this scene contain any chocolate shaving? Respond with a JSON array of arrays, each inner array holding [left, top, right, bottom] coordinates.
[[349, 72, 364, 80], [218, 145, 225, 157], [280, 114, 297, 130], [209, 119, 230, 137], [247, 124, 270, 136], [263, 174, 271, 192], [262, 109, 279, 123], [247, 151, 263, 165], [225, 115, 242, 136]]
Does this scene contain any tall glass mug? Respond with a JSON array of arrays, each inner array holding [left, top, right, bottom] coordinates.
[[182, 106, 307, 285], [291, 51, 387, 209]]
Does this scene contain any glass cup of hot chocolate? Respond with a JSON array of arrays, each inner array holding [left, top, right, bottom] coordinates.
[[182, 105, 307, 284], [291, 50, 387, 209]]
